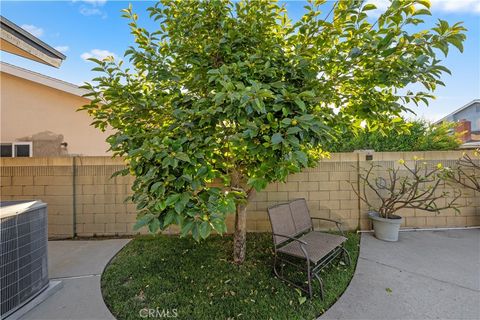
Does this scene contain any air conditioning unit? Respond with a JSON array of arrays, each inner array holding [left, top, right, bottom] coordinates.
[[0, 200, 49, 318]]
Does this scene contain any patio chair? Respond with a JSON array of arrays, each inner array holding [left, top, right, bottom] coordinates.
[[267, 198, 350, 299]]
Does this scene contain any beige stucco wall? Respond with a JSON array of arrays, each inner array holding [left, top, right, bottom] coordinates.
[[0, 71, 111, 156]]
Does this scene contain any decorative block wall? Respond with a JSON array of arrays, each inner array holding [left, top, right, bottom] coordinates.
[[1, 151, 478, 238]]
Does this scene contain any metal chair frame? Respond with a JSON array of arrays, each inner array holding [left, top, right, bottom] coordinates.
[[268, 199, 351, 299]]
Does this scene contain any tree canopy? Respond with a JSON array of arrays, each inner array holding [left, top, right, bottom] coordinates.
[[81, 0, 465, 263]]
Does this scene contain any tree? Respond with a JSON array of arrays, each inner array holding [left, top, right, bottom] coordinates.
[[328, 120, 462, 152], [448, 149, 480, 191], [81, 0, 465, 264]]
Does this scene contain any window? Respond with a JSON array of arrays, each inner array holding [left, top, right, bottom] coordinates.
[[0, 142, 33, 157], [15, 144, 31, 157], [476, 105, 480, 113], [0, 144, 13, 157]]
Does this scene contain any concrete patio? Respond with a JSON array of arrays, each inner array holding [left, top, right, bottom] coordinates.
[[322, 229, 480, 320], [19, 239, 130, 320], [14, 229, 479, 320]]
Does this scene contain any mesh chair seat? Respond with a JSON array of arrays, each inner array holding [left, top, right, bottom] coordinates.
[[277, 231, 347, 264]]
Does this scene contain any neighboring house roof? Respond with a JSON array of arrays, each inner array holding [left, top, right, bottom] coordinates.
[[458, 141, 480, 149], [1, 61, 89, 98], [435, 99, 480, 124], [0, 15, 66, 68]]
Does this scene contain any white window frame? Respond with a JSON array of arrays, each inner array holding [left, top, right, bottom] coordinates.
[[0, 142, 33, 157]]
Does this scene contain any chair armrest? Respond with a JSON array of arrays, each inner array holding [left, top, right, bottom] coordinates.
[[311, 217, 341, 224], [273, 233, 307, 245], [310, 217, 345, 236]]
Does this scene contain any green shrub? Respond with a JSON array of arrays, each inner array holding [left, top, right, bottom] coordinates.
[[328, 120, 462, 152]]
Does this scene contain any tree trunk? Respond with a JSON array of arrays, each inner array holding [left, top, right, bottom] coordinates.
[[233, 202, 247, 264], [231, 169, 256, 265]]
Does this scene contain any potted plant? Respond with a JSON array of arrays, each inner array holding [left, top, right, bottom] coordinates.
[[353, 159, 461, 241]]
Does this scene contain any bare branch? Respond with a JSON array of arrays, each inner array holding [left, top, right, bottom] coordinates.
[[354, 160, 462, 218], [448, 150, 480, 192]]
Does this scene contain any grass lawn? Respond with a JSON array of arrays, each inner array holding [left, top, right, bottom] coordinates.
[[101, 232, 359, 320]]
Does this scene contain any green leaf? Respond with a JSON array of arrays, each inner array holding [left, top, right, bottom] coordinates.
[[378, 32, 394, 49], [271, 133, 284, 145], [416, 55, 429, 65], [434, 65, 451, 75], [435, 42, 449, 56], [362, 4, 376, 11], [150, 181, 163, 192], [253, 98, 266, 113], [211, 219, 227, 234], [199, 221, 212, 239], [180, 220, 194, 236], [148, 218, 160, 233], [111, 168, 129, 178], [247, 177, 268, 191], [191, 223, 200, 241], [207, 69, 220, 75], [294, 98, 306, 111], [175, 152, 190, 162], [133, 213, 154, 231], [154, 200, 166, 211], [298, 114, 314, 122], [413, 8, 431, 16], [294, 150, 308, 167], [448, 37, 464, 53], [214, 92, 226, 105], [281, 118, 292, 126], [163, 210, 176, 226], [174, 193, 190, 214], [87, 57, 103, 65], [298, 91, 315, 98], [166, 194, 180, 206], [417, 0, 430, 9], [286, 127, 302, 135]]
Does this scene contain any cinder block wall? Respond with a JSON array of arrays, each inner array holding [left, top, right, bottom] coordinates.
[[1, 158, 75, 238], [1, 151, 478, 238], [0, 157, 136, 238], [244, 152, 360, 232]]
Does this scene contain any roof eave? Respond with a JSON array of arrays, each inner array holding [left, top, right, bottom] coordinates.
[[0, 15, 66, 68]]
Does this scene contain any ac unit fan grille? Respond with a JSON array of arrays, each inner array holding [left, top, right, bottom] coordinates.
[[1, 202, 48, 318]]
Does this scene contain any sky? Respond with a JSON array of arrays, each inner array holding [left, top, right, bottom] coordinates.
[[0, 0, 479, 122]]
